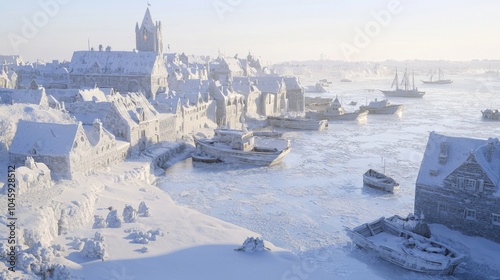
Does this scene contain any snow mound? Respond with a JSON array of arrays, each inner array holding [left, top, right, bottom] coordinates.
[[105, 209, 122, 228], [235, 237, 269, 253], [125, 228, 164, 244], [137, 201, 151, 217], [81, 232, 107, 260], [122, 205, 138, 223]]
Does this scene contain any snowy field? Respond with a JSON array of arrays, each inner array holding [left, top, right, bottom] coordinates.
[[159, 73, 500, 279]]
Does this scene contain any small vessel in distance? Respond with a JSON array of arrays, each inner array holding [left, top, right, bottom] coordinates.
[[381, 68, 425, 98], [192, 128, 291, 166], [359, 99, 403, 115], [421, 68, 453, 84], [347, 216, 466, 275], [363, 169, 399, 193]]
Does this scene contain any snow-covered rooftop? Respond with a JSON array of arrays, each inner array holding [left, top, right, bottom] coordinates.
[[10, 120, 80, 156], [417, 132, 500, 196], [70, 51, 160, 75]]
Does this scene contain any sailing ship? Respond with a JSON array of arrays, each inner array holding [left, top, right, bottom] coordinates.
[[421, 68, 453, 84], [381, 68, 425, 98]]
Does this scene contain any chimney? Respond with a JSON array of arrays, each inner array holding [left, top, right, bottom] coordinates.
[[93, 119, 103, 135], [98, 44, 103, 52], [486, 141, 495, 162]]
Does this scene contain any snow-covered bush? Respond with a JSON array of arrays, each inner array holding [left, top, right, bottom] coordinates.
[[81, 239, 107, 260], [124, 228, 164, 244], [94, 231, 105, 242], [123, 205, 138, 223], [45, 263, 72, 280], [236, 237, 269, 253], [93, 215, 107, 229], [106, 209, 122, 228], [138, 201, 151, 217]]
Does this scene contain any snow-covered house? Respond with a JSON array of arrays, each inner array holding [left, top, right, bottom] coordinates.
[[9, 120, 129, 179], [69, 50, 168, 100], [209, 81, 245, 129], [0, 87, 49, 107], [250, 76, 288, 116], [283, 76, 305, 112], [213, 57, 245, 80], [232, 77, 262, 117], [67, 91, 165, 153], [415, 132, 500, 243]]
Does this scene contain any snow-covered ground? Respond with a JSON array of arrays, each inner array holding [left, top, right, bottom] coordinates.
[[160, 72, 500, 279]]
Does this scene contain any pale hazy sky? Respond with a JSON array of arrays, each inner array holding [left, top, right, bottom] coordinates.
[[1, 0, 499, 63]]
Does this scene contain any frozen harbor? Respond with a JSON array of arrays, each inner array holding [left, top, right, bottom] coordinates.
[[159, 74, 500, 279]]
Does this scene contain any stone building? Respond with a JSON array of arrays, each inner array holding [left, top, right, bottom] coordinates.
[[283, 76, 305, 112], [232, 77, 261, 117], [9, 120, 129, 179], [0, 86, 49, 107], [69, 8, 168, 99], [67, 91, 167, 154], [415, 132, 500, 243], [250, 76, 288, 116], [209, 81, 245, 129]]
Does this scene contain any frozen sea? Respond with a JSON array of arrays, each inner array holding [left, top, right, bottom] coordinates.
[[158, 73, 500, 279]]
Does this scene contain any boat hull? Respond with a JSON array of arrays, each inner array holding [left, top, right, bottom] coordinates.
[[363, 169, 399, 193], [359, 104, 403, 115], [307, 110, 368, 121], [381, 89, 425, 98], [193, 137, 291, 166], [347, 217, 466, 275], [267, 116, 328, 131], [421, 80, 453, 84]]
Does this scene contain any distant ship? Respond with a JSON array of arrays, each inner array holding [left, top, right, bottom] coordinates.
[[421, 68, 453, 84], [381, 68, 425, 98]]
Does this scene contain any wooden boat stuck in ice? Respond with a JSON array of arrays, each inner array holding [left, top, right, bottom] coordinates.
[[347, 217, 466, 275], [363, 169, 399, 193], [306, 96, 368, 121], [359, 99, 403, 115], [381, 68, 425, 98], [266, 116, 328, 131], [192, 129, 291, 166]]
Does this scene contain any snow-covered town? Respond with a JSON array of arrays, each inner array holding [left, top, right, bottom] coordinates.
[[1, 2, 500, 279]]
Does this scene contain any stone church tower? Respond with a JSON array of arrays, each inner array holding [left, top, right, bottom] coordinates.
[[135, 8, 163, 54]]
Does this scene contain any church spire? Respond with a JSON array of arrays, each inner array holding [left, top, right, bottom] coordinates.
[[135, 7, 163, 54]]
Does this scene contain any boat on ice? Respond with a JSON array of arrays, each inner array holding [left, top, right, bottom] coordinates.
[[304, 82, 327, 93], [381, 68, 425, 98], [481, 109, 500, 121], [192, 128, 291, 166], [266, 116, 328, 131], [363, 169, 399, 193], [306, 96, 368, 121], [359, 99, 403, 115], [347, 217, 466, 275], [421, 68, 453, 84]]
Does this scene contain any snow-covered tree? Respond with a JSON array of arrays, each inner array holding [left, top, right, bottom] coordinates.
[[235, 237, 269, 253], [138, 201, 151, 217], [123, 204, 138, 223], [93, 215, 107, 229], [106, 209, 122, 228]]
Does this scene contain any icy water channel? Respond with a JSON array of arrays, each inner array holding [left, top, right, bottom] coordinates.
[[158, 74, 500, 279]]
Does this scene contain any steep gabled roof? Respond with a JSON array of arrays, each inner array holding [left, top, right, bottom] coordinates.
[[139, 8, 155, 32], [417, 132, 500, 196], [10, 120, 80, 156]]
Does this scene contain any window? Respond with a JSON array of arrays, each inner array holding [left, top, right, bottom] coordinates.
[[493, 214, 500, 226], [465, 179, 477, 191], [438, 203, 448, 214], [456, 176, 464, 189], [465, 208, 476, 220]]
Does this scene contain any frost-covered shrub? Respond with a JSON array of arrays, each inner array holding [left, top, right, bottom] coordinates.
[[124, 228, 164, 244], [138, 246, 148, 253], [106, 209, 122, 228], [93, 215, 107, 229], [0, 270, 13, 280], [138, 201, 151, 217], [81, 239, 107, 260], [236, 237, 268, 253], [46, 264, 72, 280], [94, 231, 105, 242], [123, 205, 138, 223]]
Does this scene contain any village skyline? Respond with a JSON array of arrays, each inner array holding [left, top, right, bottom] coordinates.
[[2, 0, 500, 63]]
